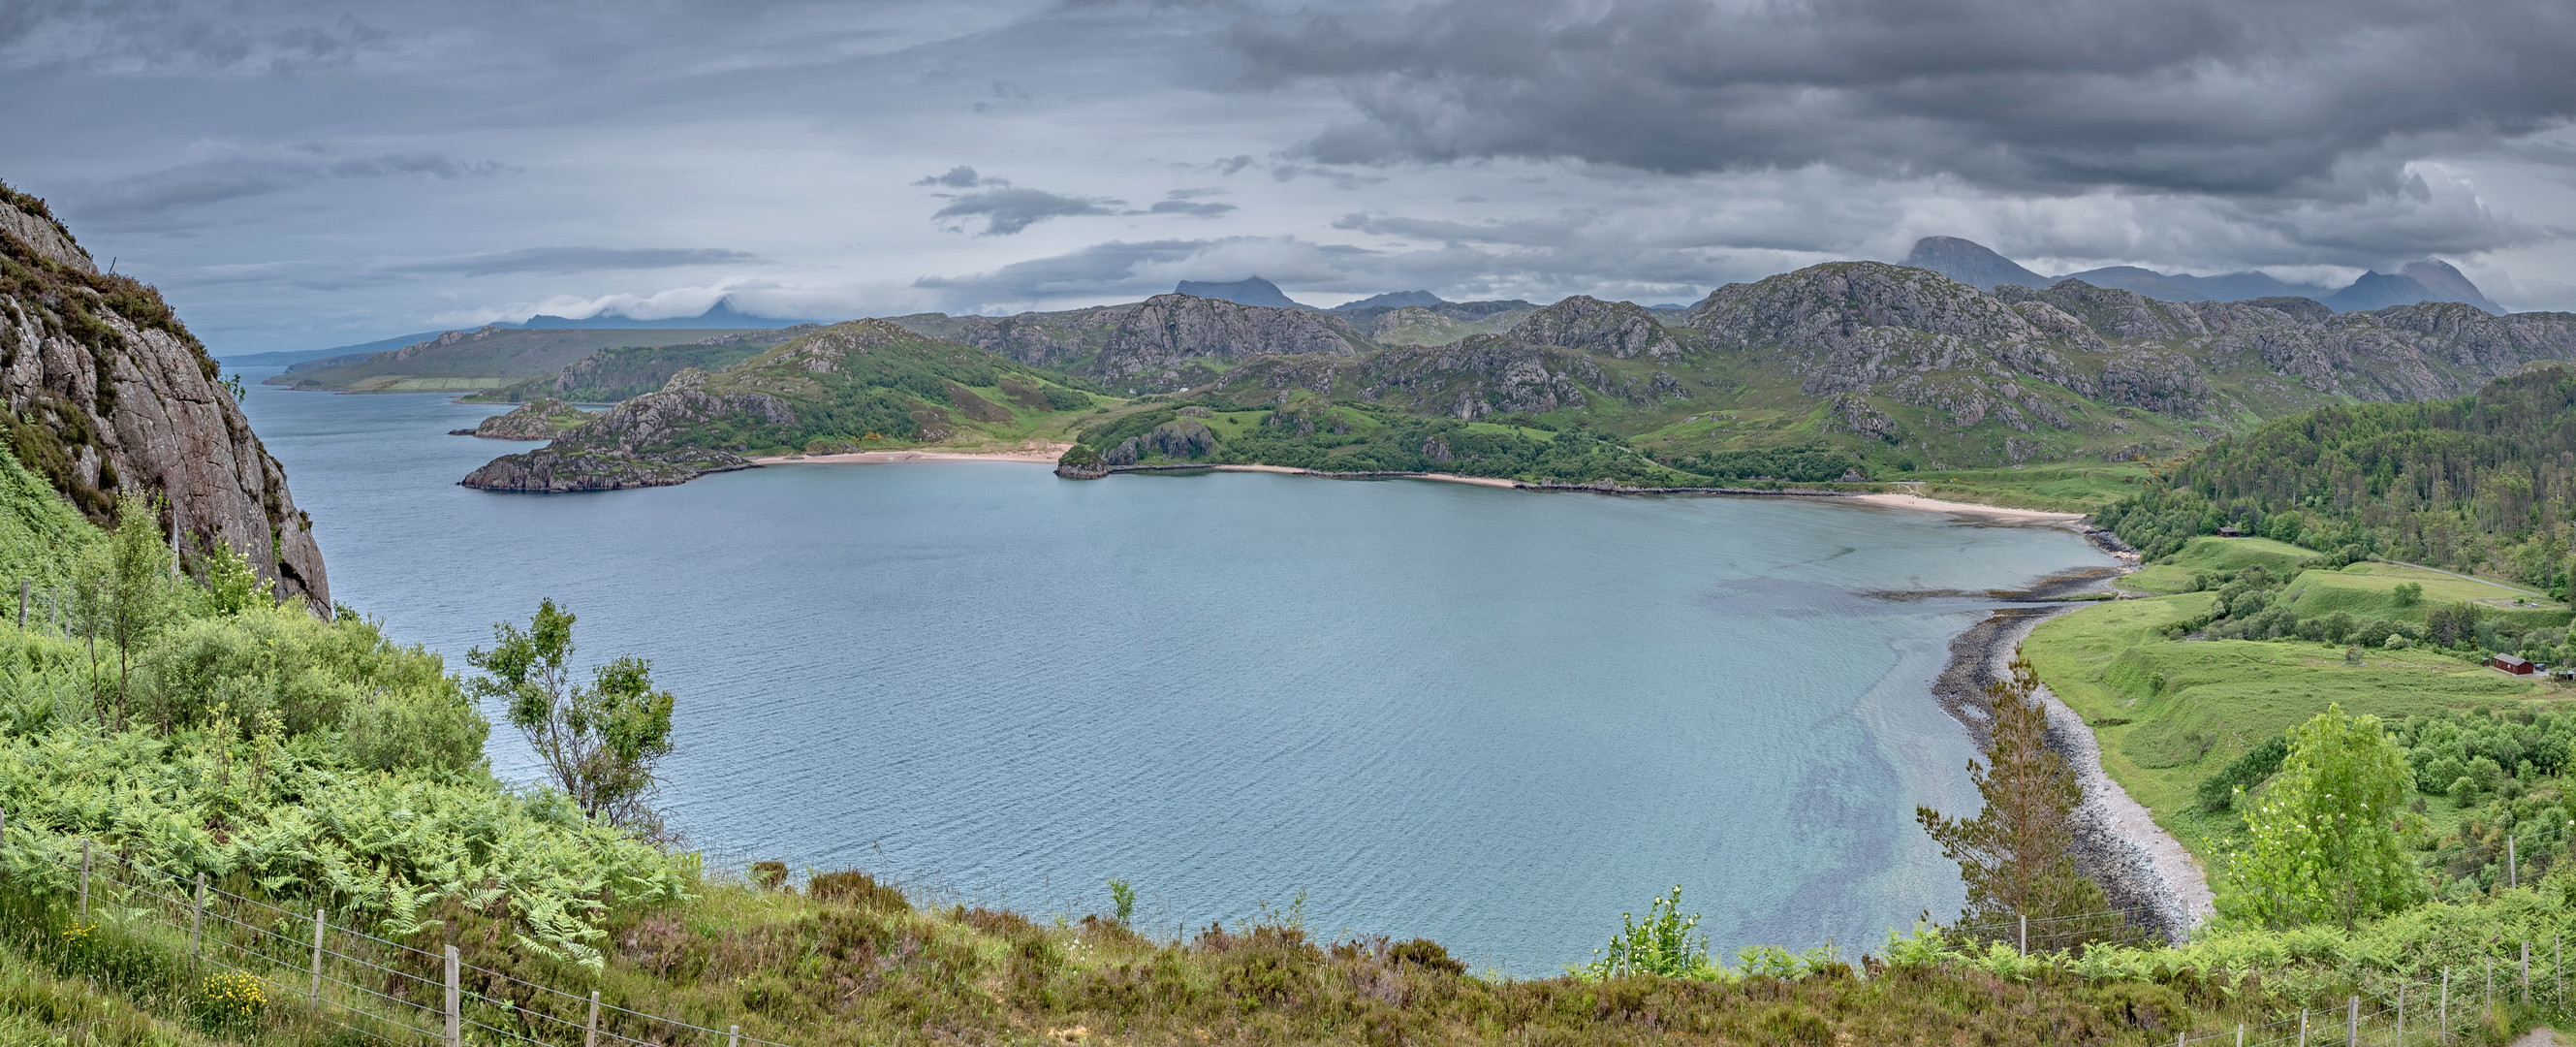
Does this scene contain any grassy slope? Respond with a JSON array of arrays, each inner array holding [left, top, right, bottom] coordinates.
[[2025, 538, 2560, 889], [271, 330, 787, 392], [636, 323, 1111, 457]]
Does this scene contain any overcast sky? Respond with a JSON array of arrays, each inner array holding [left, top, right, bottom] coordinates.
[[7, 0, 2575, 354]]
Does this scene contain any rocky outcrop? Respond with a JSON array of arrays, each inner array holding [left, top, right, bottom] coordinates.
[[889, 306, 1132, 368], [1211, 334, 1624, 420], [0, 187, 329, 610], [1505, 296, 1681, 359], [1095, 295, 1371, 389], [458, 444, 753, 492], [459, 367, 789, 492], [450, 397, 590, 439], [1053, 443, 1110, 479]]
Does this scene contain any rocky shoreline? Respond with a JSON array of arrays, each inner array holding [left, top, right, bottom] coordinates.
[[1929, 530, 2215, 944]]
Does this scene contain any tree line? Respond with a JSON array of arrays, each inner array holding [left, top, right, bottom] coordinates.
[[2100, 364, 2576, 595]]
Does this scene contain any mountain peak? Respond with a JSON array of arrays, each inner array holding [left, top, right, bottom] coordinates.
[[2324, 264, 2500, 315], [2396, 260, 2502, 314], [1901, 237, 2049, 291], [1174, 276, 1305, 309]]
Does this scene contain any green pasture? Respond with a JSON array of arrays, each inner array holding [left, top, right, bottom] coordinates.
[[2023, 590, 2548, 881]]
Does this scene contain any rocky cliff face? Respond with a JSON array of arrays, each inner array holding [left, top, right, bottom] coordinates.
[[0, 186, 329, 609]]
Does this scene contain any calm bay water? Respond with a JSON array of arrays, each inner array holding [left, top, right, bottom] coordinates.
[[236, 369, 2112, 972]]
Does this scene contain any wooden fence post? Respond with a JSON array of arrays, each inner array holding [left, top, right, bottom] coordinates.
[[444, 945, 461, 1047], [2018, 914, 2026, 957], [79, 839, 89, 917], [309, 907, 325, 1001], [16, 580, 25, 627], [2525, 941, 2532, 1003], [585, 989, 600, 1047], [2345, 995, 2357, 1046], [730, 1024, 740, 1047], [191, 873, 204, 957], [2441, 967, 2449, 1039], [2509, 836, 2519, 888]]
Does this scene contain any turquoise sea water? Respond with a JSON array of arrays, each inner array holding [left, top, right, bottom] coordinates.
[[236, 370, 2114, 973]]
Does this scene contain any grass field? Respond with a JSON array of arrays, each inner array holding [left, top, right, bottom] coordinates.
[[2115, 536, 2317, 594], [2023, 556, 2560, 889]]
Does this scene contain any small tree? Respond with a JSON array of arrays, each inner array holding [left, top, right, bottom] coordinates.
[[71, 494, 182, 729], [2223, 703, 2419, 930], [467, 599, 676, 831], [1917, 659, 2110, 936]]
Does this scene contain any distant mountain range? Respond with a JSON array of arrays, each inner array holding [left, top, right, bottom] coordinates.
[[220, 298, 822, 365], [1901, 237, 2502, 314]]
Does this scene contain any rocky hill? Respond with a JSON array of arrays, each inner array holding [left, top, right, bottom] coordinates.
[[460, 320, 1101, 491], [0, 182, 328, 608], [480, 260, 2576, 491], [887, 294, 1528, 378], [1063, 262, 2576, 481]]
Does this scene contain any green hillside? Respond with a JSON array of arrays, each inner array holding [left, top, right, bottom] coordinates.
[[268, 328, 804, 393], [2100, 364, 2576, 594], [458, 321, 1108, 490]]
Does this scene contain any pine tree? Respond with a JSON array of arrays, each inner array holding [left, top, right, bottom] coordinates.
[[1916, 658, 2110, 938]]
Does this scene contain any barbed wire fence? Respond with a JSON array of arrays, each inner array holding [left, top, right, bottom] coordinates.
[[1, 806, 2572, 1046]]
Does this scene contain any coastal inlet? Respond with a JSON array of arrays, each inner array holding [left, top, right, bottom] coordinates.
[[240, 372, 2120, 972]]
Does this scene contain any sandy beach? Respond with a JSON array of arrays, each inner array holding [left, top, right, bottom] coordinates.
[[1843, 491, 2089, 524]]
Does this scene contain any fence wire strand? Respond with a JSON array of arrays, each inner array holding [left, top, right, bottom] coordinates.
[[7, 823, 2570, 1047]]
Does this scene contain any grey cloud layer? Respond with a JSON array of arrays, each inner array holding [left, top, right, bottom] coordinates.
[[69, 150, 507, 222], [10, 0, 2576, 352], [393, 247, 763, 276], [1231, 0, 2576, 199]]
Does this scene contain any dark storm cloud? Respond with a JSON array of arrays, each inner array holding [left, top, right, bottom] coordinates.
[[393, 247, 765, 277], [0, 1, 395, 74], [1229, 0, 2576, 197], [71, 150, 507, 220], [1147, 189, 1237, 217], [915, 167, 1003, 189], [914, 238, 1223, 298], [930, 187, 1126, 235]]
